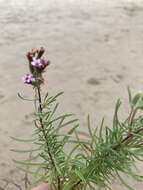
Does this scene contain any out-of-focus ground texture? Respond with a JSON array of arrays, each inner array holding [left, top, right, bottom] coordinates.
[[1, 0, 143, 189]]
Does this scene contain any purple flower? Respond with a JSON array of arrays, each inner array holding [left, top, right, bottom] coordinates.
[[31, 58, 44, 68], [31, 57, 49, 69], [22, 74, 34, 84]]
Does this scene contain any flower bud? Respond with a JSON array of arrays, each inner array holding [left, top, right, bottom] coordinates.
[[36, 47, 45, 59]]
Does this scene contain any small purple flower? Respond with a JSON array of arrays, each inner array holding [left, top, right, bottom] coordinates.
[[31, 58, 44, 68], [22, 74, 34, 84], [31, 57, 49, 69]]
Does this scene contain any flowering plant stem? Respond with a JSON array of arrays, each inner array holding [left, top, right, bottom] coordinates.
[[37, 85, 61, 190], [14, 48, 143, 190]]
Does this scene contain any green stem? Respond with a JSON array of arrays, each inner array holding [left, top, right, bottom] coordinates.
[[36, 85, 61, 190]]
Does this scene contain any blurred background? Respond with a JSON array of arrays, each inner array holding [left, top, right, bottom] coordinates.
[[1, 0, 143, 189]]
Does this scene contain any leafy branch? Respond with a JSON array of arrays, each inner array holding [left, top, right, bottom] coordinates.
[[13, 48, 143, 190]]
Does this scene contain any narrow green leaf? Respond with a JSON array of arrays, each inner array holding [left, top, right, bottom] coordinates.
[[11, 147, 42, 153], [62, 124, 79, 145], [18, 93, 36, 101], [10, 136, 37, 143], [13, 159, 45, 167], [75, 170, 86, 183]]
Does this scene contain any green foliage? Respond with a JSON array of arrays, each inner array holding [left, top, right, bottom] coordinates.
[[13, 88, 143, 190]]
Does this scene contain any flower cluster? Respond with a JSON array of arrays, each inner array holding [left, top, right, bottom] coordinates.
[[22, 47, 50, 86]]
